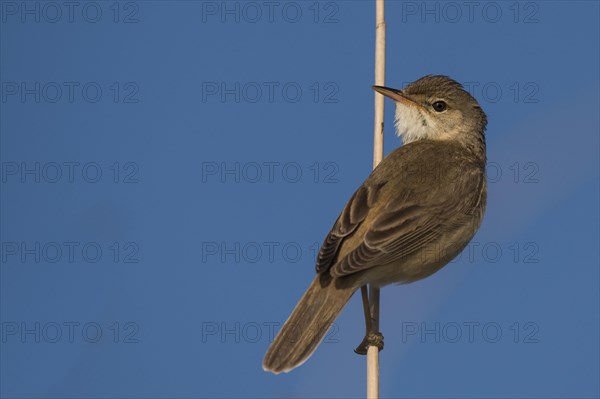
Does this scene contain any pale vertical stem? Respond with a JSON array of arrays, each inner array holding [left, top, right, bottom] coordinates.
[[368, 1, 385, 399], [366, 288, 380, 399], [367, 344, 379, 399], [373, 0, 386, 169]]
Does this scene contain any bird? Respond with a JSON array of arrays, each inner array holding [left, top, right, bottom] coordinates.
[[263, 75, 488, 374]]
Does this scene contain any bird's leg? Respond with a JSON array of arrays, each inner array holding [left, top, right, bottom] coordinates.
[[354, 285, 384, 355]]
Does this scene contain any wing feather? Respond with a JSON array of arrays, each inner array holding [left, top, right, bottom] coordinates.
[[316, 141, 486, 279], [330, 170, 484, 278], [315, 182, 385, 273]]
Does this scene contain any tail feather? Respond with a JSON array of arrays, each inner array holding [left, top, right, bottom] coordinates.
[[263, 274, 357, 374]]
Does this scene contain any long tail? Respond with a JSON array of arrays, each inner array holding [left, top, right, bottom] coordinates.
[[263, 274, 357, 374]]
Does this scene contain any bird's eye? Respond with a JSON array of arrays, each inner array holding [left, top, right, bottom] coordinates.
[[432, 101, 447, 112]]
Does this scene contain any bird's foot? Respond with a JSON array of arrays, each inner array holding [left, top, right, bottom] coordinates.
[[354, 331, 384, 355]]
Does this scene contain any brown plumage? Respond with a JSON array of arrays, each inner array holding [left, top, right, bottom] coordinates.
[[263, 75, 488, 374]]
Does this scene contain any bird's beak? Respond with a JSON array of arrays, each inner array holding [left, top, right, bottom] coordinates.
[[372, 86, 422, 109]]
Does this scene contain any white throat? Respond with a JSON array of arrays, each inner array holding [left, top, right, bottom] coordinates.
[[394, 103, 436, 144]]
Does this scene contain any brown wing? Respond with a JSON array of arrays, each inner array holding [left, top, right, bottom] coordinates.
[[328, 168, 485, 278], [329, 201, 445, 277], [315, 182, 386, 274]]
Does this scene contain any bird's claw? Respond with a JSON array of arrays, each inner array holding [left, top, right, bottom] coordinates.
[[354, 331, 384, 355]]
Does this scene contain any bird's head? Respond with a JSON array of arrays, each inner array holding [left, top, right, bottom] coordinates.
[[373, 75, 487, 145]]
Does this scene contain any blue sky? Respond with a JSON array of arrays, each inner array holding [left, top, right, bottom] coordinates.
[[1, 1, 599, 398]]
